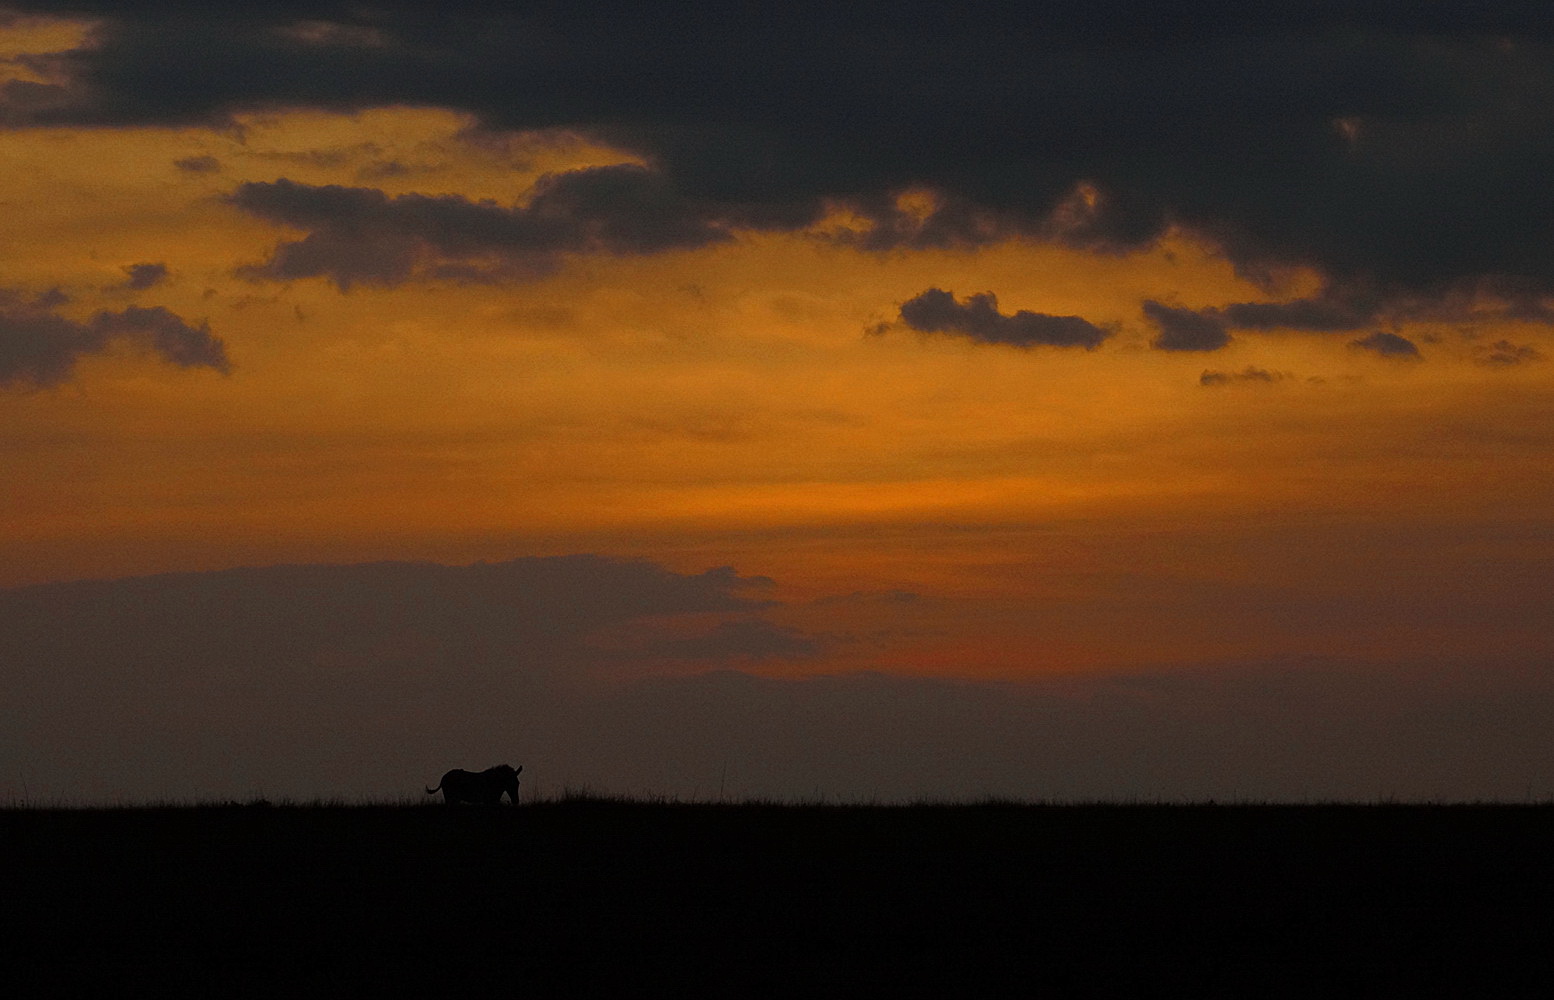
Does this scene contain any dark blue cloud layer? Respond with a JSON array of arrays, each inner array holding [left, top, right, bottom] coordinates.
[[5, 2, 1554, 302], [3, 554, 1552, 802]]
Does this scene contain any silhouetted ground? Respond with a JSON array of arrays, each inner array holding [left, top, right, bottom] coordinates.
[[6, 801, 1554, 997]]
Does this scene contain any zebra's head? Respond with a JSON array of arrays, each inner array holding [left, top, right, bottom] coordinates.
[[499, 764, 523, 801]]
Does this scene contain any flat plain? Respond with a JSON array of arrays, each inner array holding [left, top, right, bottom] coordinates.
[[7, 801, 1554, 997]]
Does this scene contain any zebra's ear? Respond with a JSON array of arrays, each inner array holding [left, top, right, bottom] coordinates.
[[516, 765, 523, 775]]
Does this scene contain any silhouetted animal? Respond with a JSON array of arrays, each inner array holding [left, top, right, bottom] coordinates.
[[425, 764, 523, 805]]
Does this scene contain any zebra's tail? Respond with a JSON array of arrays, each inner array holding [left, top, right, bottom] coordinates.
[[425, 783, 441, 794]]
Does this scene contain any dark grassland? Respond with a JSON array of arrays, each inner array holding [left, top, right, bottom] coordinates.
[[6, 801, 1554, 997]]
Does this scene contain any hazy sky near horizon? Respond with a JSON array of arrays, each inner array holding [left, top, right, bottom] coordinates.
[[3, 2, 1554, 801]]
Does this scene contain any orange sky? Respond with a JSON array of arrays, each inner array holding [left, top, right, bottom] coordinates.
[[8, 7, 1554, 803], [3, 21, 1553, 684]]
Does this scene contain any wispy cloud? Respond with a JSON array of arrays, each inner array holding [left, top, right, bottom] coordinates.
[[1199, 366, 1289, 386]]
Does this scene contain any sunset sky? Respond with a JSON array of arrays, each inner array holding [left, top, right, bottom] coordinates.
[[4, 2, 1554, 802]]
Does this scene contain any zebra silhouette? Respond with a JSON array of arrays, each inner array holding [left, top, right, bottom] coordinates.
[[426, 764, 523, 805]]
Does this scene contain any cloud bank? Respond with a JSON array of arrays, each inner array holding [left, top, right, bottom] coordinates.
[[4, 555, 1553, 804], [4, 2, 1554, 310]]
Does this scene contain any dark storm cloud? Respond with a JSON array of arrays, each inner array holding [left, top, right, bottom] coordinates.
[[0, 294, 228, 387], [894, 288, 1110, 349], [1351, 331, 1422, 358], [121, 261, 168, 289], [227, 168, 745, 288], [7, 2, 1554, 303], [1142, 300, 1231, 352]]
